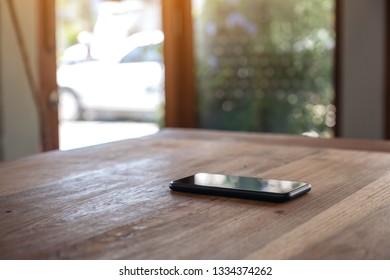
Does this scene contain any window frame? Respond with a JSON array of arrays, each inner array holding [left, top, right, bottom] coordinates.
[[41, 0, 390, 144], [162, 0, 197, 128], [38, 0, 58, 150]]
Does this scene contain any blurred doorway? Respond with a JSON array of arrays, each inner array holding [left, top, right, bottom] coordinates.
[[56, 0, 163, 150]]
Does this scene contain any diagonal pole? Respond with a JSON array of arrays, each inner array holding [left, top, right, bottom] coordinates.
[[5, 0, 47, 150]]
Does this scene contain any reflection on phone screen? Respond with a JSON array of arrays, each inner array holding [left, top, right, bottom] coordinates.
[[194, 173, 305, 194]]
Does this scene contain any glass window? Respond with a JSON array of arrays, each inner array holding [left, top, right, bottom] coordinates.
[[193, 0, 335, 137]]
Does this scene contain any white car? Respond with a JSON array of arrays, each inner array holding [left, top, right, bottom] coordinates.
[[57, 31, 164, 121]]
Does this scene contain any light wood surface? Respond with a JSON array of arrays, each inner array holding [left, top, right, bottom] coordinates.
[[1, 128, 390, 259]]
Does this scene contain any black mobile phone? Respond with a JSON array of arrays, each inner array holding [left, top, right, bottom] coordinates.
[[169, 173, 311, 202]]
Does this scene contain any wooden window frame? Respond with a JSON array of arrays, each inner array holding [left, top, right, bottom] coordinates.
[[386, 1, 390, 139], [334, 0, 341, 137], [41, 0, 347, 142], [38, 0, 58, 150], [162, 0, 197, 128]]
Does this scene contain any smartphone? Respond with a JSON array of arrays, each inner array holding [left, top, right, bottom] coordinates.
[[169, 173, 311, 202]]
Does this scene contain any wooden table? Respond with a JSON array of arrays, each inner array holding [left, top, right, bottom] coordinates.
[[1, 128, 390, 259]]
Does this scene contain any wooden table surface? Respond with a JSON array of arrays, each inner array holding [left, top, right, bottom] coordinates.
[[1, 128, 390, 260]]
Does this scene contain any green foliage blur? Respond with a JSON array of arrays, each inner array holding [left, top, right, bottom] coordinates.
[[194, 0, 335, 137]]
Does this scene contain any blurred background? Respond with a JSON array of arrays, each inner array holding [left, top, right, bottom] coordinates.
[[56, 0, 163, 149], [0, 0, 387, 160], [56, 0, 334, 150]]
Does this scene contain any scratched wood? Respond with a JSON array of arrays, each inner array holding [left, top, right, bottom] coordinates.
[[1, 128, 390, 259]]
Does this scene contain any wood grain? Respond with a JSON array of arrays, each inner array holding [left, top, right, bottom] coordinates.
[[1, 128, 390, 259]]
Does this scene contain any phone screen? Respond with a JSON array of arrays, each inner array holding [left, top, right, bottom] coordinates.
[[192, 173, 307, 193], [170, 173, 311, 202]]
